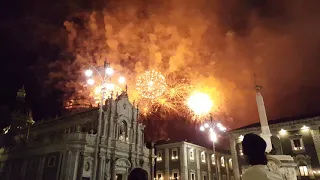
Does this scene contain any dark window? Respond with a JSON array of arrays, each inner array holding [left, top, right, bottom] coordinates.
[[174, 173, 178, 180], [191, 173, 195, 180], [48, 156, 56, 167], [158, 174, 162, 179], [203, 175, 207, 180]]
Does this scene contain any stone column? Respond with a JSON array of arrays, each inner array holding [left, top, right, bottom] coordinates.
[[207, 151, 211, 180], [21, 160, 27, 178], [67, 150, 80, 180], [105, 157, 111, 180], [65, 150, 72, 178], [311, 129, 320, 163], [108, 116, 114, 138], [180, 144, 188, 180], [77, 152, 84, 179], [102, 111, 109, 137], [196, 150, 201, 180], [165, 148, 170, 180], [230, 138, 240, 180], [36, 156, 45, 180], [56, 152, 64, 180], [111, 157, 116, 180], [59, 151, 66, 180], [98, 152, 106, 180], [217, 155, 221, 180]]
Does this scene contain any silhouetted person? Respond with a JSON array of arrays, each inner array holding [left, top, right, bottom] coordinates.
[[242, 133, 283, 180], [128, 168, 148, 180]]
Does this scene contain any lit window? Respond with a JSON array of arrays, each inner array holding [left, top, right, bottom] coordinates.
[[201, 152, 206, 163], [157, 151, 163, 162], [190, 148, 194, 161], [211, 154, 215, 164], [172, 149, 178, 160], [291, 138, 304, 151], [229, 159, 233, 169], [221, 157, 225, 167], [299, 166, 309, 176], [238, 143, 243, 156]]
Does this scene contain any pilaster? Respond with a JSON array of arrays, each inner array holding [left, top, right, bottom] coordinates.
[[165, 148, 170, 180], [98, 152, 106, 180], [65, 150, 72, 178], [196, 149, 201, 180], [36, 156, 45, 180], [56, 151, 63, 180], [21, 160, 27, 178], [217, 155, 221, 180], [110, 157, 116, 180], [105, 157, 111, 180], [311, 129, 320, 163], [73, 150, 80, 180], [230, 138, 240, 180], [180, 143, 188, 180], [207, 150, 211, 180]]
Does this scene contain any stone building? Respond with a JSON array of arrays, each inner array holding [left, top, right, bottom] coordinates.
[[229, 116, 320, 180], [0, 86, 155, 180], [155, 141, 234, 180]]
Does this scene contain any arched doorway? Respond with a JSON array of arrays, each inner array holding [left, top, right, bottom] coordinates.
[[115, 158, 131, 180]]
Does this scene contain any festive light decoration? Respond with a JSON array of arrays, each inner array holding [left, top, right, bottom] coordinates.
[[187, 91, 214, 116], [136, 70, 167, 99]]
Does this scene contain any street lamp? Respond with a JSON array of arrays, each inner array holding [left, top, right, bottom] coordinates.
[[84, 61, 125, 180], [200, 116, 226, 180]]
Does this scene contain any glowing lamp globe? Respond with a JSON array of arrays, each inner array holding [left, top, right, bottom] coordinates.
[[118, 76, 126, 84], [204, 123, 209, 128], [187, 92, 213, 115], [87, 79, 95, 85], [105, 67, 113, 75], [210, 131, 217, 142], [85, 69, 93, 77], [106, 83, 115, 90], [200, 126, 205, 131]]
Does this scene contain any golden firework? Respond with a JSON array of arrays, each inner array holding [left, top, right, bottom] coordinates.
[[136, 74, 193, 116], [89, 84, 123, 105], [136, 70, 167, 99], [187, 91, 214, 116]]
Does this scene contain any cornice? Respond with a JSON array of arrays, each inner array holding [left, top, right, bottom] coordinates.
[[230, 116, 320, 137]]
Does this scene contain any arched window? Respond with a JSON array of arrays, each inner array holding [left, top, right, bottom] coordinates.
[[229, 159, 233, 169], [118, 121, 128, 142], [48, 156, 56, 167], [221, 157, 225, 167]]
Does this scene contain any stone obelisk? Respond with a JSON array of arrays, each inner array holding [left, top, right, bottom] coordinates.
[[255, 85, 297, 180], [255, 85, 272, 153]]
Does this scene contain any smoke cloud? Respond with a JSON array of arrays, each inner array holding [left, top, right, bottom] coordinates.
[[45, 0, 320, 133]]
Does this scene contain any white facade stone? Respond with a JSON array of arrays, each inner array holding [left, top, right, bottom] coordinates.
[[0, 92, 155, 180]]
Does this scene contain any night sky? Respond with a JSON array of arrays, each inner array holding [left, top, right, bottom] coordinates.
[[1, 0, 320, 147]]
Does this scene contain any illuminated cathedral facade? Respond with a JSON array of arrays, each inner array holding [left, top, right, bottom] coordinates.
[[0, 87, 155, 180]]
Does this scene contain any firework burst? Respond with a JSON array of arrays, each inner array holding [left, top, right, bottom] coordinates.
[[136, 73, 194, 116], [136, 70, 167, 99]]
